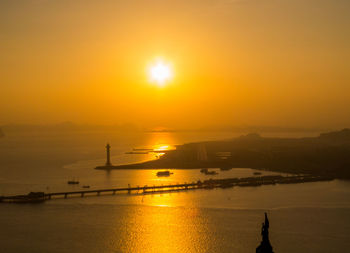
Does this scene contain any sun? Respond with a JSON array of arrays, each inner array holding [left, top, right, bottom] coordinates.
[[148, 61, 173, 87]]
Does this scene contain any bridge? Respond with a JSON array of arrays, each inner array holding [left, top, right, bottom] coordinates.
[[0, 182, 199, 203], [0, 174, 333, 203], [46, 182, 198, 199]]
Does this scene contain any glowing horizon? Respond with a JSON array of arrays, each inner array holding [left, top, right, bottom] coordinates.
[[1, 0, 349, 129]]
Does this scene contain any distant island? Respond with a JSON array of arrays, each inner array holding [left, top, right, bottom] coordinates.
[[96, 129, 350, 179]]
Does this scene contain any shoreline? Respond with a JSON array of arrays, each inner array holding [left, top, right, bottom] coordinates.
[[95, 129, 350, 179]]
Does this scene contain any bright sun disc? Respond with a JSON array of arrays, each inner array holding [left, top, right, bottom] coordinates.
[[149, 61, 173, 86]]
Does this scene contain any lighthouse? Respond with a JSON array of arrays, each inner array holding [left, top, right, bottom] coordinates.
[[106, 143, 112, 166]]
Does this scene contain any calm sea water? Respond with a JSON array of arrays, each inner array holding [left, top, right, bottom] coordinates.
[[0, 131, 349, 252]]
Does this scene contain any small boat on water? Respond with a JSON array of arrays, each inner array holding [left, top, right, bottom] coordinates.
[[125, 151, 149, 154], [205, 170, 218, 175], [156, 171, 173, 177], [200, 168, 218, 175], [220, 167, 232, 171], [67, 180, 79, 184], [82, 185, 90, 189], [254, 172, 262, 175]]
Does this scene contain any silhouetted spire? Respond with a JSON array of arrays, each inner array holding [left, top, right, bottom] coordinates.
[[256, 213, 274, 253]]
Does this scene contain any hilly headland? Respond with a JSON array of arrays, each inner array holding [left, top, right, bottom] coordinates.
[[96, 129, 350, 179]]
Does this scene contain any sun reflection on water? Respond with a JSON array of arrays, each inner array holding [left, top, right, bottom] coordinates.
[[107, 132, 211, 252], [111, 197, 210, 253], [146, 132, 176, 157]]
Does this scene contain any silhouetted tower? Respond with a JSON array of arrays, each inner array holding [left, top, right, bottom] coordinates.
[[256, 213, 274, 253], [106, 143, 112, 166]]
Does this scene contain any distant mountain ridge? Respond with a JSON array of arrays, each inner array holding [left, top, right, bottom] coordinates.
[[319, 128, 350, 141]]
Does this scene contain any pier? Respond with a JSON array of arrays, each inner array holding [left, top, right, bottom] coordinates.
[[0, 174, 334, 203]]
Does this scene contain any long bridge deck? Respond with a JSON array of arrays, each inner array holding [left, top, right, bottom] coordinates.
[[0, 174, 333, 203], [46, 182, 198, 199]]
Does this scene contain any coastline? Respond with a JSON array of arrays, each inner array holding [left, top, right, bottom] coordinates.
[[95, 129, 350, 179]]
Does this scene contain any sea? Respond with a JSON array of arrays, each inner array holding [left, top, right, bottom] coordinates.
[[0, 130, 349, 253]]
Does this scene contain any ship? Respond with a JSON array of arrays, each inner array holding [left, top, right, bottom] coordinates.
[[156, 171, 173, 177], [220, 167, 232, 171], [67, 179, 79, 184], [200, 168, 218, 175]]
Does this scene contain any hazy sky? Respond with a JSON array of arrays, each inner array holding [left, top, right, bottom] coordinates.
[[1, 0, 349, 129]]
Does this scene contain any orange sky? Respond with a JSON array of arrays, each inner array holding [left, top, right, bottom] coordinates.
[[1, 0, 349, 129]]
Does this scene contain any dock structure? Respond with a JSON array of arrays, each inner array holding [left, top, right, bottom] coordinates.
[[0, 175, 333, 203]]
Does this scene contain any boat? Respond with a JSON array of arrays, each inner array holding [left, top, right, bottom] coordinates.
[[200, 168, 218, 175], [125, 151, 149, 154], [254, 172, 262, 175], [205, 170, 218, 175], [156, 171, 173, 177], [220, 167, 232, 171], [82, 185, 90, 188], [67, 180, 79, 184]]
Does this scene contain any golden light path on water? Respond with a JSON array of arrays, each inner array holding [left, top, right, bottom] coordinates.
[[101, 131, 206, 252], [149, 132, 176, 156], [64, 131, 283, 252], [107, 193, 211, 253]]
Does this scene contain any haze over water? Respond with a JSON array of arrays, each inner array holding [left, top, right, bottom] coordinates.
[[1, 0, 350, 252], [1, 131, 350, 252]]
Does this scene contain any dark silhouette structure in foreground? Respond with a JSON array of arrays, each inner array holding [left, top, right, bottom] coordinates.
[[256, 213, 274, 253]]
